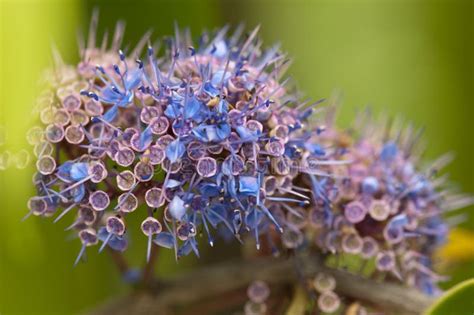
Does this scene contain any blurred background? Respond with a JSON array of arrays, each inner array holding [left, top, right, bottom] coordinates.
[[0, 0, 472, 314]]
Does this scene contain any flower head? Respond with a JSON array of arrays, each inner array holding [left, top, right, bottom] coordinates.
[[27, 21, 332, 265]]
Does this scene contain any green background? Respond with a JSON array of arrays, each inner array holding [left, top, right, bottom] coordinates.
[[1, 0, 472, 314]]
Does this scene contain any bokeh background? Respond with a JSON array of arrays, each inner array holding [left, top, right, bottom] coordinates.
[[1, 0, 472, 314]]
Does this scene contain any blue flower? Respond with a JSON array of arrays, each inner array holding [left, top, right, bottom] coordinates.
[[138, 126, 153, 151], [239, 176, 259, 196], [56, 161, 75, 183], [210, 70, 231, 87], [203, 82, 220, 97], [388, 214, 409, 228], [70, 163, 89, 181], [362, 176, 379, 194], [236, 125, 260, 142], [380, 141, 398, 162], [304, 143, 326, 156], [200, 183, 221, 198], [184, 96, 206, 121], [169, 195, 186, 220], [71, 184, 85, 203], [192, 123, 231, 143], [210, 40, 228, 58], [98, 69, 143, 122], [165, 139, 186, 163]]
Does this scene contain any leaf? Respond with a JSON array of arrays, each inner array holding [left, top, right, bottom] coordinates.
[[424, 278, 474, 315]]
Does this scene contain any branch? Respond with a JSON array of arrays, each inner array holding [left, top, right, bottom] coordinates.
[[85, 254, 434, 315]]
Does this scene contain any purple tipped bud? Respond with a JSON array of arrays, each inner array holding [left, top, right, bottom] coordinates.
[[369, 199, 390, 221], [65, 125, 85, 144], [341, 233, 363, 254], [79, 228, 98, 246], [272, 156, 290, 176], [344, 201, 367, 224], [317, 291, 340, 313], [270, 125, 289, 142], [134, 161, 154, 182], [84, 100, 103, 116], [281, 226, 304, 249], [115, 147, 135, 167], [70, 110, 88, 126], [223, 155, 244, 176], [116, 170, 136, 191], [78, 207, 96, 225], [263, 176, 277, 195], [150, 116, 169, 135], [187, 141, 207, 161], [265, 139, 285, 157], [117, 193, 138, 213], [122, 128, 139, 146], [177, 222, 196, 241], [54, 109, 71, 126], [145, 187, 165, 208], [62, 93, 82, 111], [376, 250, 396, 271], [197, 157, 217, 178], [247, 281, 270, 303], [89, 190, 110, 211], [383, 224, 404, 244], [313, 273, 336, 293], [106, 216, 126, 236], [36, 156, 56, 175], [141, 217, 162, 236], [89, 161, 107, 183], [45, 124, 65, 143], [246, 120, 263, 134], [361, 236, 379, 259], [28, 197, 47, 216], [140, 106, 160, 124], [148, 145, 166, 165]]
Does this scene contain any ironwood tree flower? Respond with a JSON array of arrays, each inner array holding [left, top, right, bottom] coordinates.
[[23, 13, 473, 315], [26, 17, 334, 267]]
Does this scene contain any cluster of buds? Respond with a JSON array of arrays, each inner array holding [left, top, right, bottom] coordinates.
[[289, 113, 473, 299], [26, 20, 335, 265]]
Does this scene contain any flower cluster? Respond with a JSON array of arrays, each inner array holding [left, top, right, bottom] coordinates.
[[26, 22, 331, 265], [281, 113, 473, 306], [25, 16, 472, 314]]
